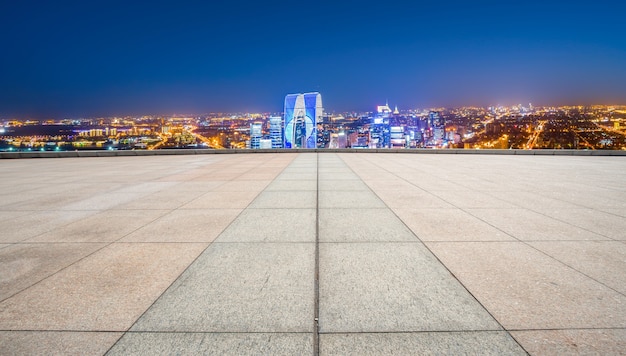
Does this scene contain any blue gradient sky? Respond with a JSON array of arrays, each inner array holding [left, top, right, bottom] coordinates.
[[1, 0, 625, 117]]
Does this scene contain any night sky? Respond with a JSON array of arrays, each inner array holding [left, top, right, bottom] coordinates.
[[1, 0, 625, 118]]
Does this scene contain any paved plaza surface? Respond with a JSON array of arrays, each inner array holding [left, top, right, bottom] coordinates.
[[0, 152, 625, 355]]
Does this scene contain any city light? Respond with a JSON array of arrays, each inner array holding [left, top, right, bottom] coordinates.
[[1, 104, 625, 152]]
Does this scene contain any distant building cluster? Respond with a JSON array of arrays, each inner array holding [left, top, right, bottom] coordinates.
[[1, 99, 626, 152], [246, 94, 456, 150]]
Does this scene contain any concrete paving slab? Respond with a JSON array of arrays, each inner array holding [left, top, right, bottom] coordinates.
[[131, 242, 314, 332], [539, 208, 626, 240], [1, 152, 625, 354], [278, 167, 317, 174], [0, 210, 95, 243], [544, 189, 626, 209], [108, 332, 313, 355], [347, 170, 399, 181], [511, 329, 626, 356], [429, 189, 519, 208], [161, 181, 226, 192], [466, 208, 609, 241], [487, 190, 584, 213], [319, 208, 417, 242], [61, 192, 149, 211], [113, 182, 178, 194], [356, 179, 417, 192], [399, 176, 469, 192], [0, 331, 123, 356], [318, 191, 385, 208], [0, 242, 106, 301], [28, 209, 169, 242], [217, 208, 316, 242], [318, 179, 370, 191], [528, 240, 626, 294], [0, 183, 52, 195], [319, 331, 526, 355], [318, 172, 360, 180], [265, 179, 317, 191], [0, 210, 33, 223], [237, 172, 284, 180], [119, 190, 204, 209], [426, 241, 626, 329], [249, 191, 317, 209], [318, 242, 501, 332], [0, 194, 39, 210], [603, 208, 626, 219], [212, 180, 271, 192], [10, 191, 96, 211], [173, 173, 227, 181], [394, 208, 514, 242], [318, 168, 355, 174], [275, 172, 318, 180], [121, 209, 241, 243], [372, 189, 454, 209], [444, 176, 516, 192], [0, 242, 207, 331], [179, 191, 260, 209]]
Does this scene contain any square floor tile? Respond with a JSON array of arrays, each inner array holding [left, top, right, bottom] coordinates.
[[426, 241, 626, 329], [0, 243, 208, 330], [319, 243, 500, 332], [131, 242, 315, 332], [121, 209, 241, 242], [319, 209, 416, 242], [393, 208, 514, 242], [0, 331, 123, 355], [108, 332, 313, 355], [217, 208, 316, 242]]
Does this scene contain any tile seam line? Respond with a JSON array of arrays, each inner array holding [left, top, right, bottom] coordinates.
[[318, 329, 516, 334], [5, 328, 603, 335], [360, 154, 626, 298], [103, 153, 299, 354], [314, 152, 320, 356], [336, 153, 528, 353]]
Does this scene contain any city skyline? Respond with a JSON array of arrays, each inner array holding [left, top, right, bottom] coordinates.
[[1, 1, 625, 118]]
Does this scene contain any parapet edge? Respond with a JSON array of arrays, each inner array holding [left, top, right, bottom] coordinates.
[[1, 148, 624, 159]]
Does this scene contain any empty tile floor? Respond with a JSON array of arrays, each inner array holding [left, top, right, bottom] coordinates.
[[0, 152, 625, 355]]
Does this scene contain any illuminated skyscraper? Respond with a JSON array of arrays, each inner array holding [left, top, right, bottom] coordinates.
[[250, 122, 262, 149], [284, 92, 322, 149], [269, 116, 283, 148], [370, 101, 392, 148], [428, 111, 445, 145]]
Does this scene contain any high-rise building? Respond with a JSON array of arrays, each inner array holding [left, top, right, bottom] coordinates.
[[284, 92, 322, 149], [390, 126, 405, 147], [428, 111, 445, 146], [250, 122, 262, 149], [269, 116, 283, 148], [371, 101, 392, 148], [259, 139, 272, 149]]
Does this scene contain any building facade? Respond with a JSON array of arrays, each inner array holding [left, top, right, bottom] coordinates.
[[268, 116, 283, 148], [249, 122, 262, 149], [284, 92, 323, 149]]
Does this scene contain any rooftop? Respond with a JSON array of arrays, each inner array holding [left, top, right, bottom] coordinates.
[[1, 151, 625, 355]]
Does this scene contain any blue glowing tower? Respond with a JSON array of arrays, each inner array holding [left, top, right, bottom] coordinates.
[[284, 92, 322, 149]]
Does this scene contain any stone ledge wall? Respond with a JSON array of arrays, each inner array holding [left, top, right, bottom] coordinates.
[[2, 148, 625, 159]]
